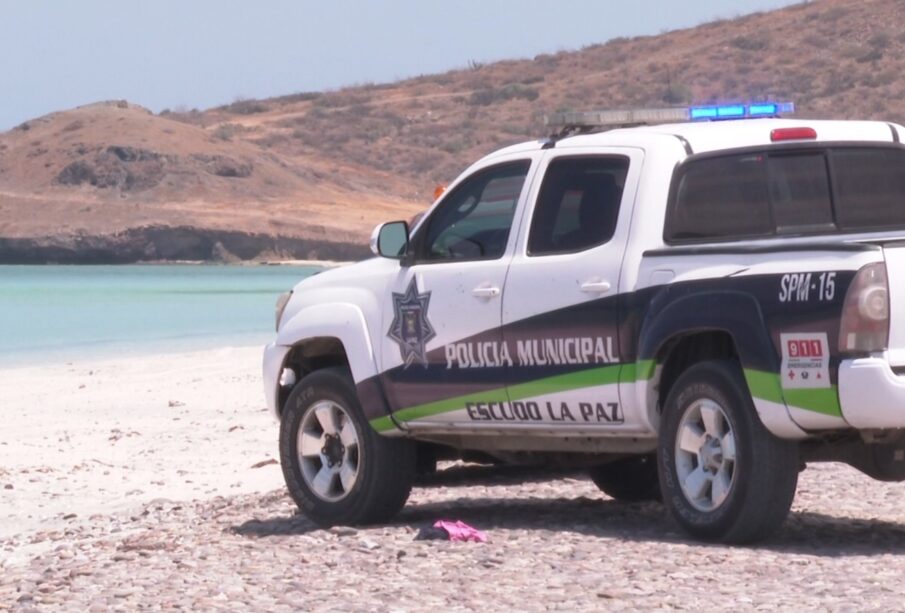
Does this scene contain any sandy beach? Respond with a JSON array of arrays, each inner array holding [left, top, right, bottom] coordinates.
[[6, 346, 905, 609], [0, 346, 282, 547]]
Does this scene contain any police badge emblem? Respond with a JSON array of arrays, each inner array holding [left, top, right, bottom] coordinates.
[[387, 278, 436, 368]]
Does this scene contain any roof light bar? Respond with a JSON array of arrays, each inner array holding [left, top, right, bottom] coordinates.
[[545, 101, 795, 132]]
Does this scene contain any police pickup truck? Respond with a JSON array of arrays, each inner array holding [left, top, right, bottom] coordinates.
[[264, 102, 905, 543]]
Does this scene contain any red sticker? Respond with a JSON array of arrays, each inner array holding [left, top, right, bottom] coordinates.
[[780, 333, 830, 390]]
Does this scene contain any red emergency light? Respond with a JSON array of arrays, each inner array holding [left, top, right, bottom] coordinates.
[[770, 127, 817, 142]]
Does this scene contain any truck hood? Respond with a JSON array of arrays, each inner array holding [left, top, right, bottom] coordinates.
[[293, 257, 396, 293]]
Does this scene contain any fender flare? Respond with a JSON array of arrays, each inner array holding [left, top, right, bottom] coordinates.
[[274, 303, 399, 431], [277, 302, 378, 384], [638, 290, 776, 371], [634, 289, 806, 439]]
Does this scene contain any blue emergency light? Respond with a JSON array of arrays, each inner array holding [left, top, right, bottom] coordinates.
[[689, 102, 794, 121]]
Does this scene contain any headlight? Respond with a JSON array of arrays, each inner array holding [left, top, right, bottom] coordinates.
[[275, 291, 292, 332]]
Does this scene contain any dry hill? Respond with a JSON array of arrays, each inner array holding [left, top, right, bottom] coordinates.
[[1, 0, 903, 262], [0, 102, 418, 262], [199, 0, 905, 190]]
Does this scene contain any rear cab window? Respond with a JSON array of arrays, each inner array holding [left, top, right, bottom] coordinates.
[[833, 148, 905, 230], [665, 146, 905, 242]]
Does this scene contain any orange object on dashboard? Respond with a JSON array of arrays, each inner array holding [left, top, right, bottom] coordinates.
[[433, 184, 446, 200]]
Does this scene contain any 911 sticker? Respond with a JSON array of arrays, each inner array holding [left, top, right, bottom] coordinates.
[[780, 332, 830, 389]]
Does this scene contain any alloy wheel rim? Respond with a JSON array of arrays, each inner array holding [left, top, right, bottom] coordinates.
[[297, 400, 361, 502], [674, 397, 737, 512]]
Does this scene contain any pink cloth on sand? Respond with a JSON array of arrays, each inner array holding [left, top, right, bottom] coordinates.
[[433, 520, 487, 543]]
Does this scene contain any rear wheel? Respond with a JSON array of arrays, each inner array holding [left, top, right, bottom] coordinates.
[[658, 360, 799, 543], [588, 455, 660, 502], [279, 368, 415, 526]]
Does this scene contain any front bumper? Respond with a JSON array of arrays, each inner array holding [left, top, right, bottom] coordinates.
[[839, 357, 905, 428], [263, 342, 291, 421]]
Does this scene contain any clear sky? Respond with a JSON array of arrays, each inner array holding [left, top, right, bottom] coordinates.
[[0, 0, 799, 130]]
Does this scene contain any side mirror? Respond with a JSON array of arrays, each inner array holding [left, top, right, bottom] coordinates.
[[370, 221, 409, 260]]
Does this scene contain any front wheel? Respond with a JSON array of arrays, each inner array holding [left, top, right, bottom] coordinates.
[[279, 367, 415, 526], [658, 360, 799, 543]]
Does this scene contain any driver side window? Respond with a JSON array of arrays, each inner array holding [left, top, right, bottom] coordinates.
[[419, 160, 530, 262]]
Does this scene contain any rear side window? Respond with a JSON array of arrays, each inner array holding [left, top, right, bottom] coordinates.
[[833, 148, 905, 230], [528, 156, 629, 255], [666, 145, 905, 242]]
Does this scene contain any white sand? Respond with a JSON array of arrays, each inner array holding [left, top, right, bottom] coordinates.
[[0, 345, 284, 540]]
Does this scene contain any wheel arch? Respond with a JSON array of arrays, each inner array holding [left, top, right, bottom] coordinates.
[[634, 290, 805, 439], [654, 330, 741, 414], [278, 338, 351, 417], [274, 303, 391, 424]]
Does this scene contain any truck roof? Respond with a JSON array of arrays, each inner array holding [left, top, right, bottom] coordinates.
[[481, 118, 904, 164], [621, 118, 902, 154]]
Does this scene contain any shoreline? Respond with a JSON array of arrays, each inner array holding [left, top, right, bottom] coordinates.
[[0, 332, 274, 368], [0, 226, 372, 265], [257, 258, 352, 268]]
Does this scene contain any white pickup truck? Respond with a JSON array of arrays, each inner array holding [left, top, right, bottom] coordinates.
[[264, 102, 905, 543]]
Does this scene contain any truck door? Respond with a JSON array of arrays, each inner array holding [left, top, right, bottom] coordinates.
[[378, 156, 538, 428], [500, 150, 642, 429]]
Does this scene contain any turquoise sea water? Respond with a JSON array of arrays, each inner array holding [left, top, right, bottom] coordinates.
[[0, 265, 319, 366]]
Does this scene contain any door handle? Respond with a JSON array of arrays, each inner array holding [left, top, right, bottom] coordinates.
[[580, 279, 612, 293], [472, 285, 501, 298]]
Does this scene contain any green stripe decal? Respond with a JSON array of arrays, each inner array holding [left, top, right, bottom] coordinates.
[[744, 368, 841, 417], [782, 387, 841, 416], [372, 362, 841, 433], [743, 369, 785, 405], [371, 363, 624, 432], [617, 359, 655, 385], [369, 415, 397, 433], [508, 364, 622, 400]]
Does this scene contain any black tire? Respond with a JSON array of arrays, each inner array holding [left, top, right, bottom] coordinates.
[[657, 360, 799, 544], [588, 455, 661, 502], [279, 367, 415, 526]]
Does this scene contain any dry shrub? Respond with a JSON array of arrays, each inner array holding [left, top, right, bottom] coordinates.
[[213, 123, 243, 141], [729, 35, 770, 51], [225, 99, 268, 115]]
